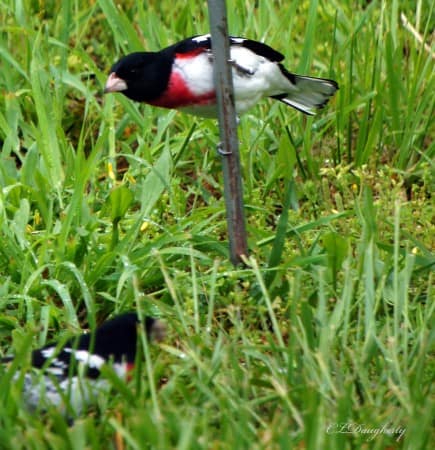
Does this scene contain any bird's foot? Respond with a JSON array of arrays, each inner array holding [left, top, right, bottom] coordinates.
[[228, 59, 255, 76], [217, 142, 232, 156]]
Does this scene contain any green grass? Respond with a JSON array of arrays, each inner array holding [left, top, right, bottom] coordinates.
[[0, 0, 434, 448]]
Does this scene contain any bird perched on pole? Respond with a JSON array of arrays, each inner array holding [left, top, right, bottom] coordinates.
[[104, 34, 338, 118], [1, 313, 165, 415]]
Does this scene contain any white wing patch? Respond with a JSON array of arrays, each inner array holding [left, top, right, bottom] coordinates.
[[192, 34, 246, 45], [229, 37, 245, 44], [192, 34, 210, 43], [45, 366, 65, 376], [40, 347, 57, 358], [63, 348, 105, 369]]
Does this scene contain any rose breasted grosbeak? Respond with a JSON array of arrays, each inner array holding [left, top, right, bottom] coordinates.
[[1, 313, 165, 415], [104, 34, 338, 118]]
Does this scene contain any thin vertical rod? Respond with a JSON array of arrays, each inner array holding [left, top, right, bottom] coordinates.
[[207, 0, 248, 265]]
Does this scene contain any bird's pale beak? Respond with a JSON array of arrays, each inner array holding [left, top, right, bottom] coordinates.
[[104, 72, 128, 93], [149, 319, 166, 342]]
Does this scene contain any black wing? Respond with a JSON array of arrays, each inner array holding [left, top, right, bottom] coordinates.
[[171, 34, 284, 62], [238, 38, 284, 62], [31, 334, 102, 379]]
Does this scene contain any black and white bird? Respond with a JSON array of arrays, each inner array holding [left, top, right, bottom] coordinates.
[[104, 34, 338, 118], [1, 313, 165, 415]]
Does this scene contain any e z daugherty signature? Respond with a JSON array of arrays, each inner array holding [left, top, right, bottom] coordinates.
[[326, 422, 406, 442]]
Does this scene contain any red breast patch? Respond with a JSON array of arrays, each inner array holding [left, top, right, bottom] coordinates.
[[126, 362, 135, 381], [149, 69, 215, 109]]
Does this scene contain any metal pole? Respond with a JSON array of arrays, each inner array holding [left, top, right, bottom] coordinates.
[[207, 0, 248, 266]]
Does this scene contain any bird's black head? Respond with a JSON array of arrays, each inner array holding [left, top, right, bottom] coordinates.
[[105, 51, 173, 103], [79, 312, 165, 364]]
